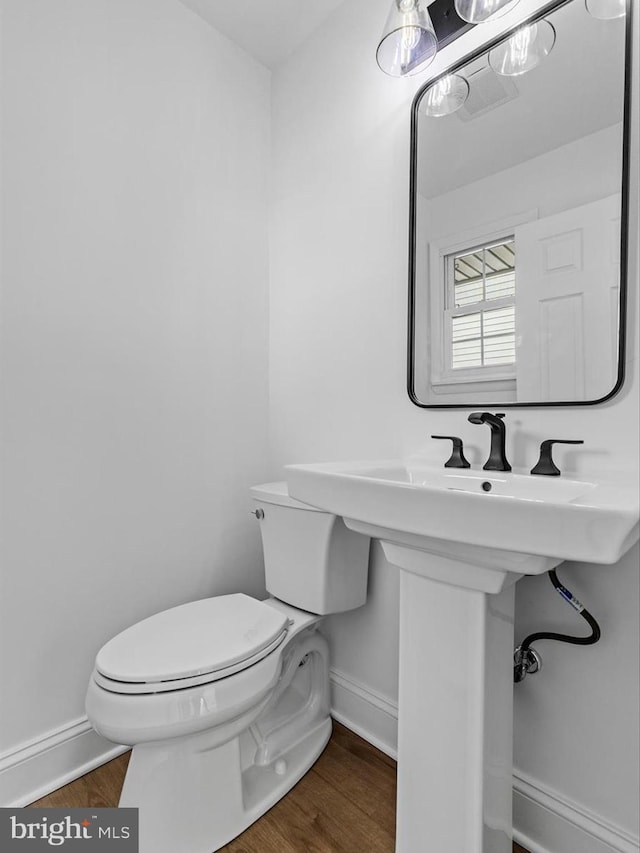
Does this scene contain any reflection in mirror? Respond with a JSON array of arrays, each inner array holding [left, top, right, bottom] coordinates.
[[408, 0, 630, 407]]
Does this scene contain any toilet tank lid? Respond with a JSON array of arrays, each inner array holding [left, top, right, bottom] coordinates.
[[250, 481, 326, 512]]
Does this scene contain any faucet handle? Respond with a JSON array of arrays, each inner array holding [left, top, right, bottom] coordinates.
[[431, 435, 471, 469], [530, 439, 584, 477]]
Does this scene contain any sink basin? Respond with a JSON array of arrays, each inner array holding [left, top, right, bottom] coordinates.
[[286, 460, 639, 567]]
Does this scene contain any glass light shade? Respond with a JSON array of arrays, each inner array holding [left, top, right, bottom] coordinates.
[[585, 0, 626, 19], [423, 74, 470, 116], [376, 0, 438, 77], [454, 0, 521, 24], [489, 20, 556, 76]]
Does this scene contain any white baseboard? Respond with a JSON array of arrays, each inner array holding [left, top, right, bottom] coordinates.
[[0, 716, 127, 808], [329, 666, 398, 759], [513, 770, 640, 853], [329, 668, 639, 853]]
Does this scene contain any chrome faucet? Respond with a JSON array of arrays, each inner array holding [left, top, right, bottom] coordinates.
[[468, 412, 512, 472]]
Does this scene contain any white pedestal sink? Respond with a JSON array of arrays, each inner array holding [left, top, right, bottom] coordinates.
[[285, 460, 639, 853]]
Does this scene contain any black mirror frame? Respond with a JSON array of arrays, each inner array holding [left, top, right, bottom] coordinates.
[[407, 0, 634, 409]]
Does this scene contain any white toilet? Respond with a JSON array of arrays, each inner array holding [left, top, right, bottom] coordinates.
[[85, 482, 370, 853]]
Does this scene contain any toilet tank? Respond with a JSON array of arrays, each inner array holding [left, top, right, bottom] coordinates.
[[250, 482, 370, 615]]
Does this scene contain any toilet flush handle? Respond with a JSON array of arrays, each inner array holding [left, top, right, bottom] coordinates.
[[251, 509, 264, 519]]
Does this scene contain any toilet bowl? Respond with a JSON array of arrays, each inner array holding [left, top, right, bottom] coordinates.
[[86, 482, 370, 853]]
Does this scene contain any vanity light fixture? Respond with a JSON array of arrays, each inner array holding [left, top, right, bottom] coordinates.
[[423, 73, 470, 115], [585, 0, 626, 19], [454, 0, 520, 24], [488, 20, 556, 76], [376, 0, 438, 76]]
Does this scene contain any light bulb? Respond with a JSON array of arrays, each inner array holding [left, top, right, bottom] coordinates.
[[489, 20, 556, 76], [585, 0, 626, 19], [400, 26, 422, 67], [423, 74, 470, 117], [508, 25, 534, 68], [454, 0, 520, 24]]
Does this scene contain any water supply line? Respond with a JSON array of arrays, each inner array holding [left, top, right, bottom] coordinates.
[[514, 568, 601, 683]]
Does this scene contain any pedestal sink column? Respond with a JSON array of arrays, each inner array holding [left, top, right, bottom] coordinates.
[[381, 542, 528, 853]]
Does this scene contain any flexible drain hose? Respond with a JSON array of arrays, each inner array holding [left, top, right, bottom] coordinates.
[[514, 568, 601, 683]]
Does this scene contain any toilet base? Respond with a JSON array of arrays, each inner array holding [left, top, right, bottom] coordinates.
[[121, 717, 332, 853], [118, 630, 332, 853]]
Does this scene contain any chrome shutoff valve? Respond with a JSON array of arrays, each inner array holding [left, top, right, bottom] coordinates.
[[513, 646, 542, 683]]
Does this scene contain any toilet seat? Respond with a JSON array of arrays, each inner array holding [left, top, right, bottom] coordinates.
[[94, 629, 288, 694], [95, 594, 290, 695]]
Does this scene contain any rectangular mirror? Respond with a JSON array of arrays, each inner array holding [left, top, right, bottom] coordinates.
[[408, 0, 631, 407]]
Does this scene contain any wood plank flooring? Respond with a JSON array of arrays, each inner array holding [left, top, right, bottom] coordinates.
[[30, 721, 530, 853]]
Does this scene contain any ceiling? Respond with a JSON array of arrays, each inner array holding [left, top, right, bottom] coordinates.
[[177, 0, 349, 69], [417, 1, 626, 199]]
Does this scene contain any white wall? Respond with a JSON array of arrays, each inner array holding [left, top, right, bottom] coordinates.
[[0, 0, 271, 802], [421, 124, 622, 239], [270, 1, 639, 851]]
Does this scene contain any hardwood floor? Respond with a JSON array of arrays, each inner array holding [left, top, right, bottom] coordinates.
[[30, 721, 530, 853]]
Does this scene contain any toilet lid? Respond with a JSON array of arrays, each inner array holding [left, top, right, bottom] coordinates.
[[95, 594, 289, 684]]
